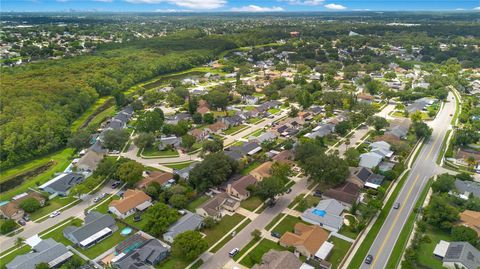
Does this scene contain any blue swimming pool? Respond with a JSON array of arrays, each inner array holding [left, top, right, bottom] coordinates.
[[121, 227, 133, 236], [312, 209, 326, 217]]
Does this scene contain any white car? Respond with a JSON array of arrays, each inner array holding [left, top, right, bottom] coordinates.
[[49, 211, 61, 218]]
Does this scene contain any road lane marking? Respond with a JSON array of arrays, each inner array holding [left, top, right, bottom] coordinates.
[[370, 174, 420, 269]]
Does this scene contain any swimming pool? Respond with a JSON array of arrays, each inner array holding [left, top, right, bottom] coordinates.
[[312, 209, 326, 217], [121, 227, 133, 236]]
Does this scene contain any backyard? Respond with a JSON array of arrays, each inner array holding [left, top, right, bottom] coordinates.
[[328, 237, 352, 269], [417, 227, 452, 269], [186, 195, 210, 212]]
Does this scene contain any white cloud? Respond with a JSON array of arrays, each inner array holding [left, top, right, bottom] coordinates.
[[324, 3, 346, 10], [56, 0, 69, 2], [93, 0, 113, 2], [155, 8, 192, 12], [231, 5, 284, 12], [125, 0, 226, 9], [282, 0, 324, 6], [474, 6, 480, 10]]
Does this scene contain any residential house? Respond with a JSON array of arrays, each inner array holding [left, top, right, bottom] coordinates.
[[0, 192, 46, 220], [255, 100, 281, 113], [63, 211, 117, 249], [113, 236, 170, 269], [165, 113, 191, 125], [442, 242, 480, 269], [227, 141, 262, 158], [196, 193, 240, 220], [207, 121, 227, 134], [191, 128, 209, 141], [357, 93, 375, 104], [222, 115, 244, 127], [137, 172, 174, 189], [76, 142, 106, 173], [305, 123, 335, 139], [279, 223, 329, 258], [243, 95, 259, 105], [406, 97, 436, 113], [249, 161, 273, 181], [6, 239, 73, 269], [109, 189, 153, 219], [226, 175, 257, 201], [370, 141, 394, 158], [322, 182, 360, 207], [197, 100, 210, 115], [250, 131, 277, 144], [301, 199, 345, 232], [460, 210, 480, 236], [348, 167, 385, 189], [272, 150, 294, 166], [39, 172, 85, 196], [174, 163, 197, 180], [385, 118, 411, 139], [252, 250, 304, 269], [157, 135, 181, 150], [163, 210, 203, 243], [359, 152, 384, 169], [454, 180, 480, 200]]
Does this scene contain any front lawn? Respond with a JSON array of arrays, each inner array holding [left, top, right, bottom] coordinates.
[[288, 194, 320, 211], [417, 227, 452, 268], [41, 218, 83, 247], [270, 215, 311, 236], [239, 239, 287, 268], [267, 108, 281, 115], [241, 161, 261, 176], [31, 196, 78, 221], [155, 256, 190, 269], [224, 125, 248, 135], [87, 195, 120, 214], [210, 219, 252, 253], [247, 118, 262, 124], [186, 195, 210, 212], [164, 162, 196, 170], [0, 245, 32, 268], [142, 146, 179, 157], [202, 213, 245, 247], [328, 237, 352, 269], [265, 213, 284, 231], [240, 196, 263, 212]]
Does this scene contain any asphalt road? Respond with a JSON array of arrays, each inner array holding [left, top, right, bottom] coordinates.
[[360, 92, 457, 269]]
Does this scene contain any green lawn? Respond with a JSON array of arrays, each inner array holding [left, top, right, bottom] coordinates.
[[240, 196, 263, 212], [87, 195, 120, 214], [124, 212, 149, 230], [288, 194, 320, 211], [142, 146, 179, 158], [0, 244, 32, 269], [241, 161, 261, 176], [31, 196, 78, 221], [186, 195, 209, 212], [417, 227, 452, 268], [247, 118, 263, 124], [210, 219, 252, 253], [337, 215, 360, 240], [270, 215, 310, 236], [243, 129, 264, 138], [239, 239, 287, 268], [265, 213, 285, 231], [41, 218, 83, 247], [0, 219, 20, 235], [267, 108, 281, 115], [0, 148, 75, 201], [328, 237, 352, 269], [202, 213, 245, 247], [87, 106, 117, 129], [224, 125, 248, 135], [164, 162, 196, 170], [155, 257, 190, 269]]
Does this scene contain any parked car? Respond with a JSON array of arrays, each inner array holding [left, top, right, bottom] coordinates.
[[393, 202, 400, 209], [49, 211, 61, 218], [271, 231, 281, 238], [133, 214, 142, 222], [18, 220, 26, 226], [286, 188, 292, 194], [22, 214, 30, 222], [112, 181, 121, 188], [229, 248, 239, 257], [365, 254, 373, 264], [313, 190, 322, 197]]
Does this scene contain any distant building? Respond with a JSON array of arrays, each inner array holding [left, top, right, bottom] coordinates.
[[0, 192, 46, 220]]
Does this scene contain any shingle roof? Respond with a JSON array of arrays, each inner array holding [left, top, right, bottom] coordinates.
[[6, 239, 72, 269], [63, 211, 116, 243], [230, 174, 257, 196], [279, 223, 329, 256], [40, 173, 85, 193], [109, 189, 152, 214], [252, 250, 303, 269], [164, 210, 203, 240], [455, 180, 480, 198], [114, 239, 169, 269], [323, 182, 360, 205], [443, 242, 480, 269]]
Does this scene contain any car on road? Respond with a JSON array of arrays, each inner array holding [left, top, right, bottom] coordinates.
[[229, 248, 239, 257], [271, 231, 281, 238], [94, 193, 107, 203], [112, 181, 121, 188], [365, 254, 373, 264], [286, 188, 292, 194], [393, 202, 400, 209], [18, 220, 26, 226], [49, 211, 61, 218]]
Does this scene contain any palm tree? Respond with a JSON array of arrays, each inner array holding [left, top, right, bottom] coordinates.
[[15, 236, 25, 247]]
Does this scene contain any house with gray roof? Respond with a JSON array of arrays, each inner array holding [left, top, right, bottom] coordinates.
[[301, 199, 345, 232], [406, 97, 436, 113], [113, 239, 170, 269], [385, 118, 411, 139], [174, 163, 197, 180], [304, 123, 335, 139], [250, 131, 277, 144], [442, 242, 480, 269], [63, 211, 117, 249], [359, 152, 383, 169], [163, 210, 203, 243], [39, 172, 85, 196], [349, 167, 385, 189], [6, 239, 73, 269], [454, 180, 480, 200], [157, 135, 181, 150], [165, 113, 191, 125]]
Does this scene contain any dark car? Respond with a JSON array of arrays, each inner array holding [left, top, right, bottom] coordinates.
[[271, 231, 281, 238], [393, 202, 400, 209], [18, 220, 26, 226], [112, 181, 121, 188], [365, 254, 373, 264], [286, 188, 292, 194], [133, 214, 142, 222], [22, 214, 30, 222], [313, 190, 322, 197]]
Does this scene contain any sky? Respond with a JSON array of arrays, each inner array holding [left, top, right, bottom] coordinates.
[[1, 0, 480, 12]]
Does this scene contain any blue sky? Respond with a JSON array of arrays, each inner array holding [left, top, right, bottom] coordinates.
[[2, 0, 480, 12]]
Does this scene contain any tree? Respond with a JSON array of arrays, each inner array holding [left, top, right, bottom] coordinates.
[[103, 129, 130, 150], [192, 113, 202, 124], [35, 263, 50, 269], [67, 129, 91, 150], [143, 203, 179, 237], [1, 219, 17, 234], [172, 231, 208, 261], [431, 174, 455, 193], [134, 132, 156, 149], [335, 120, 352, 136], [424, 195, 459, 230], [20, 198, 41, 213], [296, 90, 313, 109], [456, 172, 473, 181], [367, 116, 388, 131], [251, 229, 262, 240], [301, 153, 349, 185], [181, 134, 196, 150], [289, 106, 299, 117], [254, 176, 287, 200], [410, 111, 423, 122], [205, 89, 229, 110], [189, 152, 238, 191], [136, 108, 164, 133], [203, 113, 214, 124], [202, 138, 223, 153], [94, 157, 116, 177], [412, 121, 432, 139], [170, 194, 188, 209], [451, 226, 478, 246], [203, 216, 217, 229], [131, 99, 144, 111], [116, 160, 144, 186], [345, 148, 360, 166], [270, 162, 292, 180]]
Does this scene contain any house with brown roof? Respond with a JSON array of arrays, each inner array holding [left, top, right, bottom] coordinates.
[[279, 223, 329, 258], [136, 172, 174, 189], [196, 193, 240, 220], [252, 250, 304, 269], [191, 128, 209, 141], [272, 150, 294, 166], [109, 189, 152, 219], [460, 210, 480, 236], [226, 174, 257, 201], [0, 192, 46, 220], [249, 161, 273, 181], [197, 100, 210, 115], [206, 121, 227, 134], [357, 93, 375, 104], [322, 182, 360, 207]]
